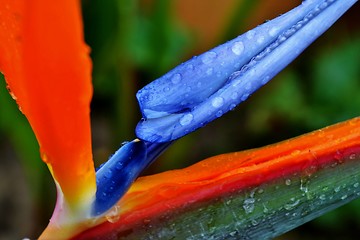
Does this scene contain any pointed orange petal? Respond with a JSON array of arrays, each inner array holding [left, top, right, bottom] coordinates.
[[0, 0, 95, 207]]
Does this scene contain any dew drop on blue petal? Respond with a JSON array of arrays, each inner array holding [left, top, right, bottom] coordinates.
[[229, 71, 241, 81], [105, 169, 113, 179], [231, 41, 245, 55], [229, 104, 236, 111], [206, 67, 214, 75], [212, 97, 224, 108], [201, 51, 217, 64], [187, 64, 194, 70], [245, 82, 252, 90], [171, 73, 182, 84], [262, 75, 271, 85], [241, 93, 250, 102], [216, 110, 223, 117], [257, 35, 265, 44], [115, 162, 123, 170], [246, 30, 255, 40], [179, 113, 194, 126], [269, 26, 279, 37], [231, 91, 238, 100]]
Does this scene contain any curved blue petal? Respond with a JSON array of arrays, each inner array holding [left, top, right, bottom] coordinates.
[[92, 140, 171, 216], [136, 0, 357, 143]]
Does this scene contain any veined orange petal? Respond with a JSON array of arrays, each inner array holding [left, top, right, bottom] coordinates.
[[74, 117, 360, 239], [0, 0, 95, 208]]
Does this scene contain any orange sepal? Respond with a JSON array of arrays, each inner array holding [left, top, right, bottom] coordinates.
[[0, 0, 95, 207], [75, 117, 360, 239]]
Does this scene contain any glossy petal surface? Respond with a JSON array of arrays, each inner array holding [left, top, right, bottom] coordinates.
[[0, 0, 95, 208], [136, 0, 357, 142]]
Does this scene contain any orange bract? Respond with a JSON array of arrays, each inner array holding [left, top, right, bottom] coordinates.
[[0, 0, 95, 207], [75, 117, 360, 239]]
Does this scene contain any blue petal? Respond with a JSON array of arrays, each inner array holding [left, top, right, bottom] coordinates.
[[136, 0, 357, 143], [92, 140, 171, 216]]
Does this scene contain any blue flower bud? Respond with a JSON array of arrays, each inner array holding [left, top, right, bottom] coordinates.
[[136, 0, 357, 143]]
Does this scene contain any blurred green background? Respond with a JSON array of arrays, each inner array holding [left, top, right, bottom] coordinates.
[[0, 0, 359, 239]]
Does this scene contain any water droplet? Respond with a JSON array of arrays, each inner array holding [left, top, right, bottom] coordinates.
[[349, 118, 358, 126], [212, 97, 224, 108], [41, 152, 50, 164], [206, 67, 214, 75], [284, 198, 300, 210], [187, 64, 194, 70], [231, 41, 244, 55], [341, 194, 348, 200], [334, 150, 343, 162], [300, 179, 309, 196], [240, 93, 249, 102], [216, 110, 223, 118], [269, 27, 279, 37], [143, 219, 151, 225], [231, 92, 238, 100], [201, 51, 217, 64], [246, 30, 255, 39], [243, 198, 255, 214], [106, 206, 121, 223], [354, 183, 359, 188], [257, 35, 265, 44], [291, 150, 301, 156], [334, 186, 341, 193], [229, 231, 237, 237], [245, 82, 252, 90], [251, 220, 259, 226], [319, 194, 326, 200], [229, 104, 236, 111], [179, 113, 194, 126], [262, 76, 271, 85], [349, 154, 356, 160], [171, 73, 182, 84], [225, 199, 232, 205], [285, 179, 292, 186], [262, 203, 269, 213], [163, 87, 170, 92], [284, 28, 296, 38], [6, 85, 17, 100], [229, 71, 241, 81], [115, 162, 123, 170], [105, 169, 113, 179]]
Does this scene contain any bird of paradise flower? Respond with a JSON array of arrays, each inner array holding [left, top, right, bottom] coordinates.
[[0, 0, 359, 239]]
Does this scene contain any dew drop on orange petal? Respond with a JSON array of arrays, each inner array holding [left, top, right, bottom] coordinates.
[[105, 205, 121, 223], [5, 84, 17, 100], [317, 129, 325, 137], [291, 150, 301, 156], [349, 117, 359, 126], [41, 152, 50, 164], [333, 150, 345, 164]]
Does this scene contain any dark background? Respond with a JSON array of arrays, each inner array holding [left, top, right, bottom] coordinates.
[[0, 0, 359, 239]]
